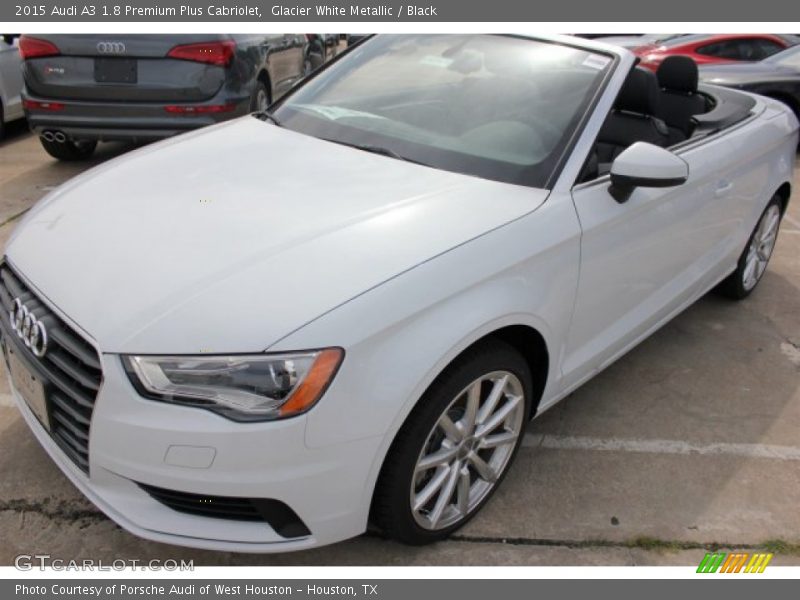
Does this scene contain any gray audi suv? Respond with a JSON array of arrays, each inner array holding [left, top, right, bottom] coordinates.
[[19, 34, 320, 160]]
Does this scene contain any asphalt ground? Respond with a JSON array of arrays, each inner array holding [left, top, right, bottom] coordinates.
[[0, 120, 798, 566]]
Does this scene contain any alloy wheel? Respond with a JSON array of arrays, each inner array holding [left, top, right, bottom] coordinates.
[[743, 204, 780, 291], [410, 370, 525, 530]]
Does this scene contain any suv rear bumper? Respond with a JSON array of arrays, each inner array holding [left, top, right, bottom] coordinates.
[[22, 92, 250, 142]]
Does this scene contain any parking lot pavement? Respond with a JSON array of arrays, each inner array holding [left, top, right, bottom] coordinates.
[[0, 128, 798, 567]]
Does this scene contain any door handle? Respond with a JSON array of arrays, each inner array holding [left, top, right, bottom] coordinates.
[[714, 181, 734, 197]]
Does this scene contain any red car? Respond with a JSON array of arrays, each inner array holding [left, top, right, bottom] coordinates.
[[633, 34, 800, 71]]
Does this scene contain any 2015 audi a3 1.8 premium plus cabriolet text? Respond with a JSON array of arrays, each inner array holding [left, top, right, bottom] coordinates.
[[1, 34, 796, 552]]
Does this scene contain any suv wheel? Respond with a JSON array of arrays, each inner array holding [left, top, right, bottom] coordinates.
[[250, 81, 270, 113]]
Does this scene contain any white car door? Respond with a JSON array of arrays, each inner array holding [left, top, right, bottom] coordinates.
[[0, 35, 24, 122], [561, 134, 749, 389]]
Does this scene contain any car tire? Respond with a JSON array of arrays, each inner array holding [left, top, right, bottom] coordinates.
[[39, 137, 97, 161], [250, 80, 271, 113], [371, 339, 532, 545], [717, 194, 782, 300]]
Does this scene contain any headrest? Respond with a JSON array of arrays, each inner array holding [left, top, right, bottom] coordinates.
[[615, 67, 661, 116], [656, 55, 699, 93]]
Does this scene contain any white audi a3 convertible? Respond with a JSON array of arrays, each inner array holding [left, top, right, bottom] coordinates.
[[2, 34, 797, 551]]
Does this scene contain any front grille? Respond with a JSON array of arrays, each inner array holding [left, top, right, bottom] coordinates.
[[137, 483, 311, 539], [0, 263, 102, 474]]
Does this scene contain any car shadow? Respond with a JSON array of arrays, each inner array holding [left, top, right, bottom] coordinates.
[[0, 119, 31, 147]]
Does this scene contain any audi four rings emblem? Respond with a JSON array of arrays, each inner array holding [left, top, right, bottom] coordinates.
[[9, 298, 48, 358], [96, 41, 126, 54]]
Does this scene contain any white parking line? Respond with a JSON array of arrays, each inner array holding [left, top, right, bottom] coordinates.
[[522, 433, 800, 461]]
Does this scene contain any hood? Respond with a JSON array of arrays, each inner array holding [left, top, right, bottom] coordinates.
[[7, 118, 545, 354], [699, 62, 793, 85]]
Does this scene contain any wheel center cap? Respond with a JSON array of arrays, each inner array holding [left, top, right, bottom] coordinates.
[[458, 437, 479, 459]]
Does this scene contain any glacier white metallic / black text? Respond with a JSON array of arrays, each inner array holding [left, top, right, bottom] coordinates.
[[2, 34, 797, 551]]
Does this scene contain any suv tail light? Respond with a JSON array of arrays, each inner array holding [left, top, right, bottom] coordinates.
[[19, 36, 61, 60], [22, 99, 65, 111], [167, 40, 235, 67]]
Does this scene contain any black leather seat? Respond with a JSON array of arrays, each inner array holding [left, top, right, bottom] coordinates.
[[656, 56, 707, 142], [595, 67, 671, 170]]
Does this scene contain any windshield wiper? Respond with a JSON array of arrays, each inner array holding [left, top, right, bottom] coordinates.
[[253, 110, 282, 127], [323, 139, 428, 166]]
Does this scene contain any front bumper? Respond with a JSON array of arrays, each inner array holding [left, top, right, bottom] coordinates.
[[8, 353, 381, 551], [1, 269, 381, 554], [22, 92, 250, 142]]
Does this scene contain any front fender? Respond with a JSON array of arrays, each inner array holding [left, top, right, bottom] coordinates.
[[271, 191, 582, 450], [271, 191, 581, 532]]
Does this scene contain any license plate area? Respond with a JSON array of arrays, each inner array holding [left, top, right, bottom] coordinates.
[[94, 58, 137, 84], [5, 344, 50, 432]]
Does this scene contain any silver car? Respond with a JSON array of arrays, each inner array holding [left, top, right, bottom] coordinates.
[[0, 34, 24, 138]]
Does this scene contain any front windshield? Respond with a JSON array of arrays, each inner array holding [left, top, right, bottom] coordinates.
[[273, 35, 613, 188], [766, 45, 800, 68]]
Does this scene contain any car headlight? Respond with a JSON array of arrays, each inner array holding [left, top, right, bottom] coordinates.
[[122, 348, 343, 422]]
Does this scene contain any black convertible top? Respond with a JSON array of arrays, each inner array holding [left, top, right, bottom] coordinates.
[[694, 84, 757, 133]]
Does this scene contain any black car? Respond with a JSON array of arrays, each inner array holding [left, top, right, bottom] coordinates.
[[20, 34, 322, 160], [700, 45, 800, 120]]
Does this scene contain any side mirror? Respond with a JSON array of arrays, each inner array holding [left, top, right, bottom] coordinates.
[[608, 142, 689, 203]]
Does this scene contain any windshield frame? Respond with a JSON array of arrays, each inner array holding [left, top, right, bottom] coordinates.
[[268, 34, 620, 191]]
